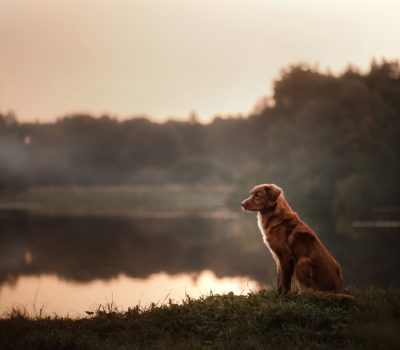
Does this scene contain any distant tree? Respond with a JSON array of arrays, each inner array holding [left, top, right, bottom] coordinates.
[[1, 60, 399, 223]]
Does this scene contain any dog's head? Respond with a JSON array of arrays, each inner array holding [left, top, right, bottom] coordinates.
[[241, 184, 282, 212]]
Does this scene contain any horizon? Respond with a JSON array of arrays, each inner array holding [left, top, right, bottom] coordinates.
[[1, 0, 400, 123], [2, 59, 394, 125]]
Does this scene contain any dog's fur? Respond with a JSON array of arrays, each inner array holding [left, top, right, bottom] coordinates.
[[242, 184, 352, 299]]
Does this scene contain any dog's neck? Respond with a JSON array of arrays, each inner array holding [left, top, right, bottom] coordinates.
[[258, 197, 297, 229]]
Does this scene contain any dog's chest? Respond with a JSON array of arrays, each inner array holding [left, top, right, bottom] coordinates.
[[257, 214, 275, 252]]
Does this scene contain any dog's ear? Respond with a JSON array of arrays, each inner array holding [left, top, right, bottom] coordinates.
[[264, 184, 282, 205]]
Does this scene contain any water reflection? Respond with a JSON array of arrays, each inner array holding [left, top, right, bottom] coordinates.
[[0, 271, 259, 316], [0, 210, 271, 286], [0, 209, 399, 316]]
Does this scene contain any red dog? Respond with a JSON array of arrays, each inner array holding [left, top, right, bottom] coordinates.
[[242, 183, 350, 297]]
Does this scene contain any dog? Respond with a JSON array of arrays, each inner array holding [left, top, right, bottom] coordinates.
[[241, 183, 352, 299]]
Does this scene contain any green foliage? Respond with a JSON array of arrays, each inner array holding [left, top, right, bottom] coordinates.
[[1, 288, 399, 349], [1, 59, 400, 219]]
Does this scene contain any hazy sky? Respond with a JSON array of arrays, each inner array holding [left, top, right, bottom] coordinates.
[[1, 0, 399, 122]]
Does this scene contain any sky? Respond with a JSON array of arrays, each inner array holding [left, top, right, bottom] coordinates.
[[0, 0, 399, 123]]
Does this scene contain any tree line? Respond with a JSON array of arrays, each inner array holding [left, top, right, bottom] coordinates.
[[1, 60, 399, 216]]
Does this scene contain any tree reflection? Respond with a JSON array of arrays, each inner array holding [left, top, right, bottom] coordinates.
[[0, 210, 399, 288], [0, 210, 273, 286]]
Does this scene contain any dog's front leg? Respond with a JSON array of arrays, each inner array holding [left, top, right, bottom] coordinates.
[[276, 261, 282, 291], [276, 256, 295, 293]]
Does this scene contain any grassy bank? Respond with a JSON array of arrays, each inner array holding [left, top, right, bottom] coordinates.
[[1, 288, 399, 350]]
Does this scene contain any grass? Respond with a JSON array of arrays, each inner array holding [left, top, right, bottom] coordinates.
[[1, 288, 400, 350]]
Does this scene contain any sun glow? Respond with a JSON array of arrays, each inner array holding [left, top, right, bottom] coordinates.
[[0, 271, 261, 317]]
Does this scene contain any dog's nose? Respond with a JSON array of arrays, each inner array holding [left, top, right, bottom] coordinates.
[[241, 201, 246, 207]]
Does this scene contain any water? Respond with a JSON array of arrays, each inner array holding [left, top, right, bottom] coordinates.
[[0, 209, 399, 316], [0, 210, 268, 316]]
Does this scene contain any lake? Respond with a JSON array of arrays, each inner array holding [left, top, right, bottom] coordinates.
[[1, 196, 399, 316]]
